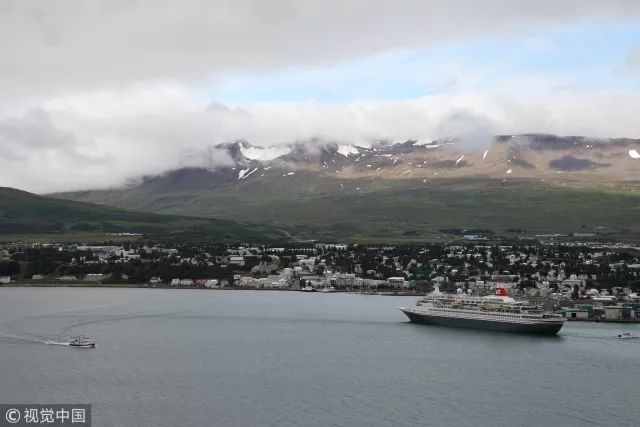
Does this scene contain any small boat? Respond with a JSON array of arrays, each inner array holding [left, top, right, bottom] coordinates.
[[69, 336, 96, 348], [617, 332, 639, 340], [319, 286, 337, 293], [300, 286, 317, 292]]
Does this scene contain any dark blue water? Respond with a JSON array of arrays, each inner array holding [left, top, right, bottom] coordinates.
[[1, 288, 638, 426]]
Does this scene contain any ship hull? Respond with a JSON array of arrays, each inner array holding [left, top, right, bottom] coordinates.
[[400, 309, 563, 335]]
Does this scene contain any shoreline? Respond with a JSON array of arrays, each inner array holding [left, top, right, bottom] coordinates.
[[0, 283, 421, 296]]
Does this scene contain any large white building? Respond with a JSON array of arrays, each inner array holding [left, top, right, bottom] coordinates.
[[387, 277, 408, 288], [229, 256, 245, 266]]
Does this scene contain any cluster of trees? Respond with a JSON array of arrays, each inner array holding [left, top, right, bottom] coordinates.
[[0, 260, 20, 276]]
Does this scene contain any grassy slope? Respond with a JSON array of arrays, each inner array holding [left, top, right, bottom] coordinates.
[[0, 187, 285, 242], [52, 173, 640, 242]]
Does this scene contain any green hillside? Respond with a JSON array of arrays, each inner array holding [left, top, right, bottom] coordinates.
[[53, 173, 640, 242], [0, 187, 286, 242]]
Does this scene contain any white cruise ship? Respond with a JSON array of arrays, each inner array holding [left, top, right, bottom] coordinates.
[[400, 287, 565, 335]]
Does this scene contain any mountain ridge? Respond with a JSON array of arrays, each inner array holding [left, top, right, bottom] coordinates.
[[49, 134, 640, 242], [0, 186, 286, 242], [140, 134, 640, 188]]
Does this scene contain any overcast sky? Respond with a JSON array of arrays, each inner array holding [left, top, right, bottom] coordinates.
[[1, 0, 639, 193]]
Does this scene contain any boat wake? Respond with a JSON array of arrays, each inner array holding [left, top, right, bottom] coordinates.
[[43, 340, 70, 346], [0, 333, 73, 346], [0, 333, 46, 345]]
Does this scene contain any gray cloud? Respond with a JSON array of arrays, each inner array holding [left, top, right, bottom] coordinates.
[[0, 109, 111, 191], [1, 0, 639, 100], [0, 1, 639, 193], [0, 91, 639, 193], [178, 147, 236, 169], [0, 109, 98, 162], [434, 110, 496, 151]]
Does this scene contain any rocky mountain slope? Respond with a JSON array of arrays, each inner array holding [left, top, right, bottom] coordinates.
[[53, 135, 640, 241], [183, 134, 640, 183]]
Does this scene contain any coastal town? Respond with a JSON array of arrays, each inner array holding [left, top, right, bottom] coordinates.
[[1, 239, 639, 321]]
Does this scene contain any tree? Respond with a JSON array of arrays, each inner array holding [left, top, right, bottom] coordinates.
[[0, 260, 20, 276], [571, 284, 580, 300]]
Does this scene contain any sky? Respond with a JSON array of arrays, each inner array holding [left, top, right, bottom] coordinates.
[[0, 0, 639, 193]]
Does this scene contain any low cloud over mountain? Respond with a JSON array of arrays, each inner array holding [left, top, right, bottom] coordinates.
[[1, 1, 639, 192]]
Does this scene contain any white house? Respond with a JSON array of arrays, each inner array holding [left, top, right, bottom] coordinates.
[[229, 256, 245, 266], [204, 279, 219, 288], [387, 277, 408, 288]]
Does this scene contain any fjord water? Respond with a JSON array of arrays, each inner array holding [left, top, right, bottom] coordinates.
[[1, 288, 638, 427]]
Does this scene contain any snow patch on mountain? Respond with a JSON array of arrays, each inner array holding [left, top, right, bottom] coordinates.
[[412, 140, 436, 146], [353, 141, 372, 149], [238, 167, 258, 180], [337, 145, 360, 157], [240, 144, 292, 161]]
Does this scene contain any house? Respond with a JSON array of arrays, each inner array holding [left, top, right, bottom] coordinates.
[[315, 243, 348, 250], [85, 273, 104, 282], [604, 306, 622, 320], [491, 274, 519, 283], [301, 275, 326, 288], [229, 256, 245, 266], [298, 257, 316, 270], [562, 274, 584, 289], [362, 278, 385, 289], [335, 273, 356, 288], [204, 279, 219, 288], [0, 276, 11, 284], [387, 277, 408, 288], [564, 308, 590, 320]]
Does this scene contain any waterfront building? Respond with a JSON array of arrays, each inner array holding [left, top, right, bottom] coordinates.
[[387, 277, 408, 288], [604, 306, 622, 320]]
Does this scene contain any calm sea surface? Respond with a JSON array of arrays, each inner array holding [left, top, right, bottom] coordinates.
[[0, 288, 638, 427]]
